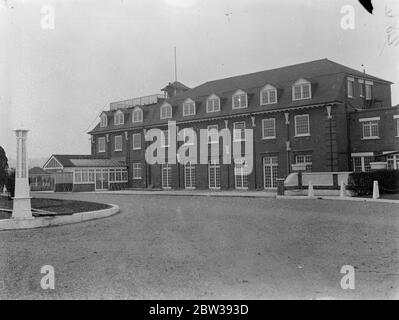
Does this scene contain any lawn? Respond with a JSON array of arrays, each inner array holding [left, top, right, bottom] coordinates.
[[0, 196, 110, 219]]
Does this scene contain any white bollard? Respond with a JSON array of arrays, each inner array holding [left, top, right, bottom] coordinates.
[[372, 180, 380, 199], [308, 181, 314, 197], [340, 180, 345, 197]]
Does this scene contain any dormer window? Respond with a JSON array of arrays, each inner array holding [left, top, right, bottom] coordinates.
[[100, 113, 107, 127], [183, 98, 196, 116], [292, 79, 311, 101], [232, 89, 247, 109], [132, 107, 143, 123], [160, 103, 172, 120], [260, 84, 277, 105], [206, 94, 221, 113], [114, 110, 124, 125]]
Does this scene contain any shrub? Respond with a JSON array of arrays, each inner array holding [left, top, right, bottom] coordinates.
[[6, 170, 15, 199], [348, 170, 399, 196]]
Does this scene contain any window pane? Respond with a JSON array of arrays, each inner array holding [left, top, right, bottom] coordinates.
[[365, 84, 372, 100], [263, 119, 275, 138], [302, 84, 310, 98], [294, 86, 301, 100], [347, 80, 354, 97], [353, 157, 362, 172], [295, 115, 309, 135], [213, 99, 220, 111], [359, 83, 364, 97], [234, 122, 245, 140], [133, 134, 141, 149], [208, 125, 218, 143], [269, 90, 276, 103], [371, 121, 379, 137]]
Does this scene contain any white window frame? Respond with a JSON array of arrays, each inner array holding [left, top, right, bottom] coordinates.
[[387, 154, 399, 170], [132, 163, 142, 180], [347, 77, 354, 98], [260, 84, 277, 105], [233, 122, 246, 142], [132, 133, 141, 150], [208, 160, 221, 189], [160, 103, 172, 120], [263, 156, 278, 189], [232, 89, 248, 109], [233, 121, 246, 142], [358, 79, 364, 97], [114, 110, 124, 125], [100, 113, 107, 127], [351, 154, 374, 172], [74, 168, 96, 184], [114, 135, 123, 151], [365, 80, 373, 100], [207, 124, 219, 144], [295, 154, 312, 172], [206, 94, 221, 113], [98, 137, 106, 153], [108, 168, 128, 183], [182, 98, 196, 116], [184, 162, 196, 189], [292, 79, 311, 101], [394, 115, 399, 137], [294, 114, 310, 137], [161, 163, 172, 189], [262, 118, 276, 139], [360, 117, 380, 139], [234, 160, 249, 190], [132, 107, 143, 123]]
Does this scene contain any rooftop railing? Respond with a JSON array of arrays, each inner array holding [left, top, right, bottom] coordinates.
[[110, 94, 165, 110]]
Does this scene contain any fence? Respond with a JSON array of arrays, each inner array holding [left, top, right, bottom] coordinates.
[[278, 172, 354, 196]]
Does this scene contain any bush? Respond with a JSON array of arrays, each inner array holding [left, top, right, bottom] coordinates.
[[6, 170, 15, 199], [348, 170, 399, 196]]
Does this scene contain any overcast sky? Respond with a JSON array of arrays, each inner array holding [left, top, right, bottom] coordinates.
[[0, 0, 398, 162]]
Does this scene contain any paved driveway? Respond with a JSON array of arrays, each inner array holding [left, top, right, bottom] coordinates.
[[0, 193, 398, 299]]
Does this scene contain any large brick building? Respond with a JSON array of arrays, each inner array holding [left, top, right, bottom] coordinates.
[[86, 58, 398, 191]]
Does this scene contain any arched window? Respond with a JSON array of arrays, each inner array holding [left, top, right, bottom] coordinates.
[[206, 94, 221, 113], [260, 84, 277, 105], [100, 113, 107, 127], [183, 98, 196, 116], [160, 103, 172, 119], [232, 89, 248, 109], [292, 78, 311, 101], [132, 107, 143, 123], [114, 110, 124, 125]]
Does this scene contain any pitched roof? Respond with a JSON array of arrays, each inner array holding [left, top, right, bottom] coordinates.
[[89, 58, 391, 134], [29, 167, 50, 175], [47, 155, 126, 168], [161, 81, 190, 91]]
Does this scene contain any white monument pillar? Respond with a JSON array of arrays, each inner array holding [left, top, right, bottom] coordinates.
[[12, 128, 32, 219]]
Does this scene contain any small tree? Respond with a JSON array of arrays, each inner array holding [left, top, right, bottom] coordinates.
[[0, 146, 8, 192], [6, 170, 15, 199]]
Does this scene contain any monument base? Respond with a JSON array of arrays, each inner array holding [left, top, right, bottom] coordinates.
[[12, 197, 33, 219]]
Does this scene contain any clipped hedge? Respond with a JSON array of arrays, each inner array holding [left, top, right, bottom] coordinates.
[[348, 170, 399, 195]]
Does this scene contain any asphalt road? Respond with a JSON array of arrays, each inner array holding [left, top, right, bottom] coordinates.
[[0, 193, 398, 299]]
